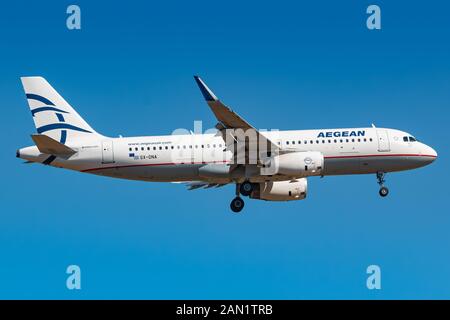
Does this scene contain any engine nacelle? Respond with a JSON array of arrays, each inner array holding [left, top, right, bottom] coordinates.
[[261, 151, 324, 177], [250, 179, 307, 201]]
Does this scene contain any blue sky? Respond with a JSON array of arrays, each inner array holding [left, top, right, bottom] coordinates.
[[0, 0, 449, 299]]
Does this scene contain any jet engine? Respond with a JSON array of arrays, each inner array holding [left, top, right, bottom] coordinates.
[[261, 151, 324, 177], [250, 179, 307, 201]]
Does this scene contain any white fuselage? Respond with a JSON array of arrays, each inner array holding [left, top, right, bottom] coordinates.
[[18, 127, 437, 183]]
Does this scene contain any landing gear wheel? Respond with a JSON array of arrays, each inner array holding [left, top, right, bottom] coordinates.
[[376, 172, 389, 197], [379, 186, 389, 197], [230, 197, 245, 213], [240, 181, 253, 197]]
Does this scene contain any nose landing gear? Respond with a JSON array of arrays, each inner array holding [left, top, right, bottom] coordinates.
[[379, 186, 389, 197], [376, 172, 389, 197]]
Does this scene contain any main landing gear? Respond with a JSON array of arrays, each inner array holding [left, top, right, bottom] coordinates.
[[230, 183, 245, 213], [376, 171, 389, 197], [239, 181, 254, 197], [230, 182, 255, 213], [230, 196, 245, 213]]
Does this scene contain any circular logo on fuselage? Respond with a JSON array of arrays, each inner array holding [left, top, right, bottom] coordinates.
[[304, 157, 312, 165]]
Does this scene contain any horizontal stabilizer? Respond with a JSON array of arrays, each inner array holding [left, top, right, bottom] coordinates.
[[31, 134, 76, 156]]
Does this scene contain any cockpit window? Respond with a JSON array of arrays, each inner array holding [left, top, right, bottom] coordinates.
[[403, 136, 408, 142], [409, 136, 417, 142]]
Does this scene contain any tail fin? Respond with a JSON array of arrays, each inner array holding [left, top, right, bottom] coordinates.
[[20, 76, 101, 143]]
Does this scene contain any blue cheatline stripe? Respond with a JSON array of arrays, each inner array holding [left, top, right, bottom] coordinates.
[[36, 123, 92, 134], [60, 130, 67, 144], [56, 113, 65, 122], [31, 106, 69, 117], [42, 155, 57, 165], [26, 93, 55, 106]]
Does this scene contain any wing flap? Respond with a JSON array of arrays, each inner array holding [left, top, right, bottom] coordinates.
[[185, 181, 229, 190]]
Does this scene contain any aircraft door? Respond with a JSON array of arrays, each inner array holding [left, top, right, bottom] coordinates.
[[101, 140, 115, 164], [376, 130, 390, 152]]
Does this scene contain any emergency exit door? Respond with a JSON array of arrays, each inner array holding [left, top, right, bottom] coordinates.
[[101, 140, 115, 164]]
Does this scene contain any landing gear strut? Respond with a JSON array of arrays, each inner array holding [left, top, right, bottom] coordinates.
[[230, 183, 245, 213], [376, 171, 389, 197]]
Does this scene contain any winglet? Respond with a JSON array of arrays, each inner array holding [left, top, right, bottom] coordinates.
[[194, 76, 218, 102]]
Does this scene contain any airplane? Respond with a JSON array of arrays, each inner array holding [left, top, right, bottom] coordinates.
[[17, 76, 437, 213]]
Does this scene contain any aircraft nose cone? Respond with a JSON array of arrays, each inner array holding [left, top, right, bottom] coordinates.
[[424, 145, 437, 163], [431, 147, 438, 159], [16, 149, 20, 158], [431, 148, 437, 159]]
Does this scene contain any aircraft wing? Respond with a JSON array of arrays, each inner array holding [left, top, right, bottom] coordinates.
[[194, 76, 280, 163]]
